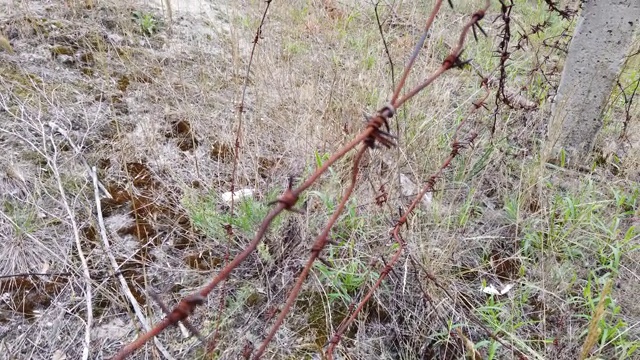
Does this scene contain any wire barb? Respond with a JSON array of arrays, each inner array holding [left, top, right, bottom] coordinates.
[[268, 176, 302, 213], [363, 105, 398, 149]]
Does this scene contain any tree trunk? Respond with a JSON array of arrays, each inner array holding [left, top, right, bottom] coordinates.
[[545, 0, 639, 166]]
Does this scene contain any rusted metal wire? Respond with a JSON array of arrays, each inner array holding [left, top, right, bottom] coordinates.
[[111, 1, 496, 358], [325, 82, 489, 359], [208, 0, 274, 354]]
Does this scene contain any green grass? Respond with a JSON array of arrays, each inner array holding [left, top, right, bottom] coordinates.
[[131, 11, 160, 36], [466, 176, 640, 359], [183, 187, 283, 245]]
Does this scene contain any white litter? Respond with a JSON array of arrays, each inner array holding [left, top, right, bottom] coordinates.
[[221, 189, 254, 204], [482, 283, 515, 296]]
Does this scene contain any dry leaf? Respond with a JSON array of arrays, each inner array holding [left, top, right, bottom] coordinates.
[[0, 34, 14, 54], [580, 280, 613, 360], [455, 328, 483, 360]]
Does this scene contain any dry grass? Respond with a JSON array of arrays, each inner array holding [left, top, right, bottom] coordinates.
[[0, 0, 639, 359]]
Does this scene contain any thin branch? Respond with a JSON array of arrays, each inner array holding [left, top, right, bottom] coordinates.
[[49, 133, 92, 360], [617, 75, 640, 140], [375, 1, 395, 90], [92, 168, 175, 360], [0, 272, 72, 279]]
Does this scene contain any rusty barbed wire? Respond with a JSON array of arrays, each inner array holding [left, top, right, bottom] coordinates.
[[255, 1, 493, 358], [325, 80, 489, 359], [253, 145, 370, 359], [110, 0, 274, 358], [208, 0, 274, 355], [394, 0, 490, 109], [112, 0, 495, 358], [543, 0, 576, 20], [492, 0, 514, 135]]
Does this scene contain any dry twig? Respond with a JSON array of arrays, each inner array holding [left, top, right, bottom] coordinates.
[[91, 168, 175, 360], [48, 132, 93, 360]]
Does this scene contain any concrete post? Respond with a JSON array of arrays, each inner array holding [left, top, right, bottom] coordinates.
[[546, 0, 639, 166]]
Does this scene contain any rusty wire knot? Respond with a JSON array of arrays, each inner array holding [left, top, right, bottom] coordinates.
[[443, 49, 473, 71], [364, 104, 397, 149], [150, 292, 204, 342], [269, 176, 303, 213], [450, 132, 478, 157], [470, 10, 487, 41], [473, 77, 490, 110], [169, 294, 205, 323], [473, 95, 489, 110]]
